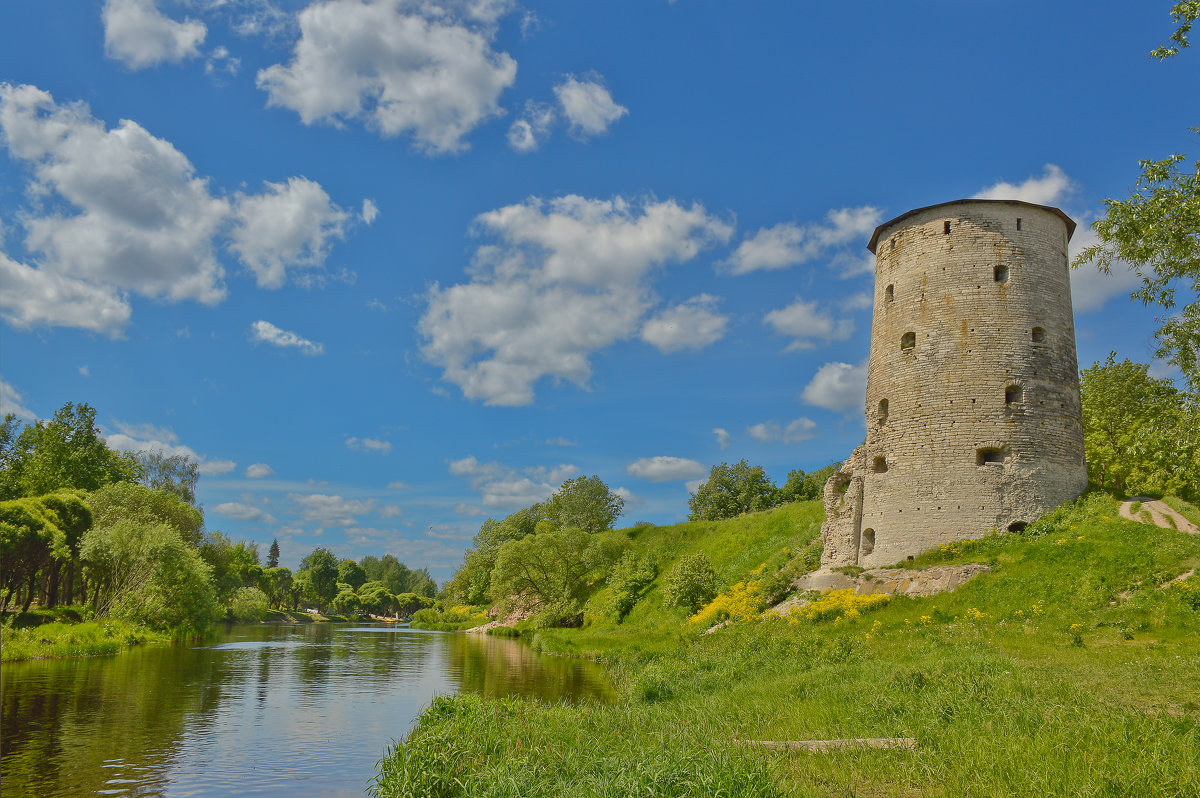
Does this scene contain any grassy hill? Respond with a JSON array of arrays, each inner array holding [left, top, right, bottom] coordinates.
[[372, 491, 1200, 797]]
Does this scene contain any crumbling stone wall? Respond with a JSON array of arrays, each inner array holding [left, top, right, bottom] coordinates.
[[821, 199, 1088, 567]]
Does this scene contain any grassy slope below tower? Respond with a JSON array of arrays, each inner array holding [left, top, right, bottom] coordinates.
[[373, 491, 1200, 797]]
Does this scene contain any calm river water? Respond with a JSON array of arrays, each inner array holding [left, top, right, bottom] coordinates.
[[0, 623, 612, 796]]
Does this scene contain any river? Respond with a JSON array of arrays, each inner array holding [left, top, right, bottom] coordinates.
[[0, 623, 612, 796]]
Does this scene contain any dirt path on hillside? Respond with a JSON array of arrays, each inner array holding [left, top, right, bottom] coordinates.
[[1118, 497, 1200, 534]]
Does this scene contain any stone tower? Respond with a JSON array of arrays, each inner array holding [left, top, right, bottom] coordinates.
[[821, 199, 1088, 568]]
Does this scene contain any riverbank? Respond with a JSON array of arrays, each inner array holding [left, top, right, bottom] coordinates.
[[373, 493, 1200, 797], [1, 618, 169, 662]]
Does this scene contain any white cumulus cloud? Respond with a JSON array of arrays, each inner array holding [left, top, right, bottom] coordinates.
[[214, 502, 276, 523], [256, 0, 518, 153], [288, 492, 377, 526], [763, 297, 854, 351], [448, 455, 578, 510], [1, 379, 36, 421], [230, 177, 350, 289], [245, 463, 274, 478], [105, 421, 235, 475], [1068, 223, 1143, 312], [801, 361, 867, 413], [420, 194, 733, 405], [361, 199, 379, 224], [553, 74, 627, 138], [507, 100, 555, 153], [973, 164, 1073, 206], [747, 417, 816, 444], [725, 207, 882, 275], [713, 427, 731, 450], [640, 294, 729, 353], [103, 0, 207, 70], [346, 436, 392, 454], [626, 456, 707, 483], [250, 320, 324, 355]]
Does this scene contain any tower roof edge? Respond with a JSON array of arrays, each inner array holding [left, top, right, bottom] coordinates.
[[866, 199, 1077, 254]]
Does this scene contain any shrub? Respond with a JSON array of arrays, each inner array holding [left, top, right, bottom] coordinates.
[[230, 587, 271, 622], [662, 554, 718, 613], [606, 551, 657, 621], [691, 579, 764, 628], [789, 588, 890, 623]]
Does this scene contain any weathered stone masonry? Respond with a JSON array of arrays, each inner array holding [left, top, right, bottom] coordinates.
[[821, 199, 1089, 567]]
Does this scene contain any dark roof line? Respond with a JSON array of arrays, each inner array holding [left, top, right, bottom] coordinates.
[[866, 199, 1077, 254]]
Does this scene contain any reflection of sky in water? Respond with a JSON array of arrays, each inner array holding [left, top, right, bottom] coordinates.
[[1, 624, 610, 797]]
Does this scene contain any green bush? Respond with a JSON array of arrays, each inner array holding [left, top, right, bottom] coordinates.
[[661, 553, 718, 614], [606, 551, 657, 621], [230, 587, 271, 622]]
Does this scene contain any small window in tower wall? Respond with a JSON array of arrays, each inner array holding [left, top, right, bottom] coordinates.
[[976, 447, 1008, 466], [885, 284, 894, 301], [944, 221, 951, 234], [1032, 327, 1046, 343], [1016, 218, 1022, 231], [1005, 385, 1022, 404], [994, 264, 1009, 283], [872, 456, 888, 473], [878, 398, 889, 425], [861, 528, 875, 556], [901, 332, 915, 351]]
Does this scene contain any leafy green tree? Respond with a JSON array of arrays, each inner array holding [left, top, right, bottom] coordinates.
[[267, 538, 280, 568], [298, 547, 339, 608], [200, 533, 262, 603], [444, 511, 541, 605], [1151, 1, 1198, 60], [230, 587, 271, 621], [81, 519, 219, 633], [338, 559, 367, 591], [87, 482, 204, 547], [1080, 355, 1200, 498], [136, 451, 199, 506], [546, 475, 624, 534], [661, 553, 719, 614], [606, 551, 657, 621], [1, 492, 91, 611], [262, 566, 293, 609], [1, 403, 141, 500], [490, 526, 619, 626], [777, 462, 839, 504], [357, 581, 395, 615], [333, 587, 362, 615], [687, 460, 779, 521]]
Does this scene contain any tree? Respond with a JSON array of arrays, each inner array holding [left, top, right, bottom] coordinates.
[[230, 587, 271, 621], [87, 482, 204, 547], [444, 512, 540, 605], [136, 451, 200, 506], [546, 475, 624, 534], [1, 403, 142, 500], [1, 492, 91, 611], [606, 551, 657, 621], [200, 533, 261, 604], [661, 553, 719, 614], [687, 460, 779, 521], [1074, 6, 1200, 388], [338, 559, 367, 591], [262, 566, 293, 609], [490, 526, 619, 626], [777, 463, 839, 504], [267, 538, 280, 568], [1080, 354, 1200, 498], [298, 547, 339, 608]]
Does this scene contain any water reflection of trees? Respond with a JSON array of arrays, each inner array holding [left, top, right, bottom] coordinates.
[[441, 634, 613, 703]]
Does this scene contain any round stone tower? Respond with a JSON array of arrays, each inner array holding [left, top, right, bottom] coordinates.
[[821, 199, 1088, 568]]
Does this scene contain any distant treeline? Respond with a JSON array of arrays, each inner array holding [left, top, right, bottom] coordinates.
[[0, 402, 435, 633]]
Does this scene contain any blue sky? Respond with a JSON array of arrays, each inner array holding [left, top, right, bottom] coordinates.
[[1, 1, 1196, 580]]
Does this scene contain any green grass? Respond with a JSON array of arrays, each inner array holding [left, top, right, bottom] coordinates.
[[1, 618, 168, 662], [374, 493, 1200, 797]]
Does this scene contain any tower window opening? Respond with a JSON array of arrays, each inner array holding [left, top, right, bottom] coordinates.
[[872, 456, 888, 473], [861, 528, 875, 556], [943, 221, 951, 234], [878, 398, 889, 425], [1032, 326, 1046, 343], [885, 284, 894, 302], [901, 331, 916, 351], [976, 447, 1008, 466], [994, 264, 1009, 283], [1005, 385, 1023, 405], [1016, 218, 1022, 231]]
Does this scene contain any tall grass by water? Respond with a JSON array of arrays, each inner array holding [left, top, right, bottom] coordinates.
[[1, 617, 167, 661], [374, 491, 1200, 797]]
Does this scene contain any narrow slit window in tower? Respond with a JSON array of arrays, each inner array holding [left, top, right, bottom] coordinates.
[[861, 529, 875, 556], [872, 456, 887, 473], [1005, 385, 1022, 404], [878, 398, 888, 426], [885, 284, 894, 302], [1032, 326, 1046, 343], [994, 264, 1009, 283], [1016, 218, 1022, 231], [943, 221, 951, 234], [901, 331, 915, 351], [976, 447, 1007, 466]]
